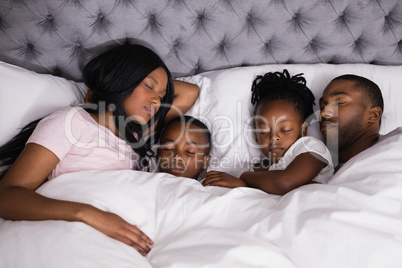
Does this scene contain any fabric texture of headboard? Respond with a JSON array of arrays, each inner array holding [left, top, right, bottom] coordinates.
[[0, 0, 401, 81]]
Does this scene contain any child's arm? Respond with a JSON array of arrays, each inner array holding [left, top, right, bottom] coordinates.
[[240, 152, 327, 195], [165, 80, 200, 123], [202, 171, 247, 188]]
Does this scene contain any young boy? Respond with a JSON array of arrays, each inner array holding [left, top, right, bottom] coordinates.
[[202, 70, 334, 195], [157, 115, 211, 180]]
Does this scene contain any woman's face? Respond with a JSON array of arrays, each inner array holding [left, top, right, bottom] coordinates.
[[123, 67, 168, 125]]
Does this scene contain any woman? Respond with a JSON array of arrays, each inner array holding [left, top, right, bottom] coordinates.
[[0, 44, 199, 256]]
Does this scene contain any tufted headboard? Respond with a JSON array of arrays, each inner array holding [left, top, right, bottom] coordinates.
[[0, 0, 401, 81]]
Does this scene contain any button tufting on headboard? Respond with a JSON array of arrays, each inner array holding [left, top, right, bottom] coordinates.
[[0, 0, 401, 81]]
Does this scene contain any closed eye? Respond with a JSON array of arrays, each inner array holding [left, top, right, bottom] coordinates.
[[161, 142, 175, 151], [257, 127, 270, 134], [144, 83, 153, 90], [334, 99, 347, 105]]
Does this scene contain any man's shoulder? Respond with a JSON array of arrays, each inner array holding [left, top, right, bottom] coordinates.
[[378, 127, 402, 143], [340, 127, 402, 170], [329, 127, 402, 185]]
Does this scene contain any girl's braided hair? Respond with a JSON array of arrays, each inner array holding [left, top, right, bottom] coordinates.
[[251, 69, 315, 122]]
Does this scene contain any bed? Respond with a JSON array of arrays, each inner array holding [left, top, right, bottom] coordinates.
[[1, 1, 402, 267]]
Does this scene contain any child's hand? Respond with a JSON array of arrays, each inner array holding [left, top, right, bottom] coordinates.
[[202, 171, 247, 188]]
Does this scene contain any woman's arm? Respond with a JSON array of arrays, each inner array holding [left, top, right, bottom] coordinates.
[[240, 152, 326, 195], [144, 80, 199, 136], [165, 80, 200, 123], [0, 143, 153, 255]]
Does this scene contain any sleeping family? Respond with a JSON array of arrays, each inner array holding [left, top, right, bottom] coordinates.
[[0, 44, 390, 256]]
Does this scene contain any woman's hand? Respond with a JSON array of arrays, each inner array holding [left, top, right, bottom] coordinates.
[[0, 143, 153, 256], [202, 171, 247, 188], [80, 206, 154, 256]]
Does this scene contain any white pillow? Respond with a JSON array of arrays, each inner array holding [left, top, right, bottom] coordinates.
[[0, 62, 213, 148], [0, 61, 88, 146], [189, 64, 402, 177], [3, 61, 402, 179], [178, 75, 212, 120]]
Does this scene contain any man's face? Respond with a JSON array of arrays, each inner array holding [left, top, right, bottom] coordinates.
[[319, 79, 370, 152]]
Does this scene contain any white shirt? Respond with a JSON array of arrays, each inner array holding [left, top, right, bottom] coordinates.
[[269, 136, 334, 184]]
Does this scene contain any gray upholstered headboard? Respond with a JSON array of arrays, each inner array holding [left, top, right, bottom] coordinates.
[[0, 0, 401, 81]]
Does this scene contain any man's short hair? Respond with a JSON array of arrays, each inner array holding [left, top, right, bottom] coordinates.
[[332, 74, 384, 112]]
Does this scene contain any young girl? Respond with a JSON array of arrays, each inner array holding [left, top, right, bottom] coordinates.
[[157, 115, 211, 180], [0, 44, 199, 255], [202, 69, 334, 195]]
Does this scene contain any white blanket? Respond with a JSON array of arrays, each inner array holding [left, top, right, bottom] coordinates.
[[1, 128, 401, 268]]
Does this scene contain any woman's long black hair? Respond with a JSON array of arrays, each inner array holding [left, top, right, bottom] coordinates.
[[0, 44, 174, 179], [83, 44, 174, 169], [0, 119, 42, 179]]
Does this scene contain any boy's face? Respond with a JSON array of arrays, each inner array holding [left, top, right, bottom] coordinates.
[[157, 121, 210, 179], [254, 100, 305, 162], [319, 79, 370, 151]]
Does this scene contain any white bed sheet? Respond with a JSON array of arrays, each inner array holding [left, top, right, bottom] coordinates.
[[1, 128, 401, 268]]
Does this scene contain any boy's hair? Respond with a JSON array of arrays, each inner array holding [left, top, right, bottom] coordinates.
[[251, 69, 315, 122], [332, 74, 384, 112], [161, 116, 211, 154]]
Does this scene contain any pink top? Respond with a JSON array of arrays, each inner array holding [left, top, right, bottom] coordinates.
[[27, 106, 138, 180]]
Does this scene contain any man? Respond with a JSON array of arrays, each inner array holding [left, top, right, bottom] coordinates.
[[319, 74, 383, 171]]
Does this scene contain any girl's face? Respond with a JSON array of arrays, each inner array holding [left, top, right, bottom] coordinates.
[[124, 67, 168, 125], [254, 100, 307, 162], [157, 121, 210, 179]]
